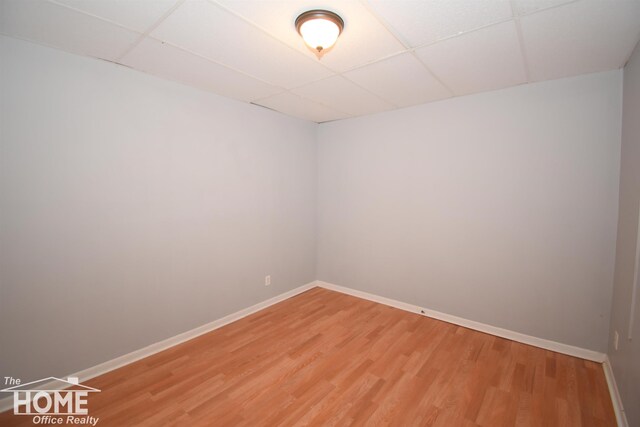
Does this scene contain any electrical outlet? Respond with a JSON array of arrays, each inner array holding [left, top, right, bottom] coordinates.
[[265, 275, 271, 286], [614, 330, 619, 351]]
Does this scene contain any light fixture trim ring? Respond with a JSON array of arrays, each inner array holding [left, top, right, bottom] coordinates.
[[295, 9, 344, 39]]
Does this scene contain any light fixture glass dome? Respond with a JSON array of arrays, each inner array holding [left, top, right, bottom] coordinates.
[[295, 10, 344, 59]]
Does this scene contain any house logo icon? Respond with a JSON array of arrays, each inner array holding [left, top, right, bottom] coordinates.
[[1, 377, 100, 416]]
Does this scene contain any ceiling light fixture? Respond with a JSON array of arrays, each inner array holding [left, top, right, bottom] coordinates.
[[295, 10, 344, 59]]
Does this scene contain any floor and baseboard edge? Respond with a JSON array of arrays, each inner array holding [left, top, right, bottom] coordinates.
[[317, 281, 607, 363], [318, 283, 630, 423], [0, 281, 317, 413], [2, 280, 620, 420], [603, 355, 629, 427]]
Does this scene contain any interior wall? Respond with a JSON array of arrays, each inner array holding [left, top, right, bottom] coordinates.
[[0, 31, 630, 388], [317, 71, 622, 352], [0, 36, 318, 382], [609, 40, 640, 426]]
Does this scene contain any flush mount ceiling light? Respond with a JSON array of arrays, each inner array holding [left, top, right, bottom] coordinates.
[[295, 10, 344, 59]]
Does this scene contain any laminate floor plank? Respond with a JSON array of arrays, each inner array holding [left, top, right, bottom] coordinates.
[[0, 288, 617, 426]]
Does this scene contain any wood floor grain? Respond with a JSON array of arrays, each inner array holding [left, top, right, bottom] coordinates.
[[0, 287, 617, 426]]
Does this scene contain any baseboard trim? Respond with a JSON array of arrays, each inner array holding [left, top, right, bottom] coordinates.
[[0, 281, 317, 413], [317, 281, 606, 363], [603, 355, 628, 427]]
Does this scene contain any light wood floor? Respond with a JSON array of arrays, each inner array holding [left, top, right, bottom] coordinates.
[[0, 287, 616, 426]]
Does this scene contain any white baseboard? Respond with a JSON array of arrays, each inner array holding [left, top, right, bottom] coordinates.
[[603, 355, 628, 427], [317, 281, 607, 363], [0, 281, 317, 413]]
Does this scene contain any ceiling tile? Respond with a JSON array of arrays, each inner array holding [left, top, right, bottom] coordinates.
[[53, 0, 179, 33], [291, 75, 394, 117], [520, 0, 640, 82], [415, 21, 527, 96], [213, 0, 405, 72], [2, 0, 637, 124], [511, 0, 576, 16], [150, 0, 332, 89], [343, 53, 451, 107], [120, 37, 282, 102], [255, 92, 349, 123], [0, 0, 140, 61], [366, 0, 513, 47]]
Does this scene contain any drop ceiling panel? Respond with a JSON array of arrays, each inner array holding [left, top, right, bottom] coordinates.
[[2, 0, 639, 124], [213, 0, 405, 72], [343, 53, 451, 107], [255, 92, 349, 123], [520, 0, 640, 82], [53, 0, 179, 33], [291, 75, 394, 117], [416, 21, 527, 96], [0, 0, 140, 61], [151, 0, 332, 89], [511, 0, 576, 16], [366, 0, 513, 47], [120, 38, 282, 102]]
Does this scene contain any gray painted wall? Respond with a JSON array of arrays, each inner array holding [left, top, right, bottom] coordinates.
[[0, 33, 630, 393], [0, 36, 317, 383], [317, 71, 622, 352], [609, 40, 640, 427]]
